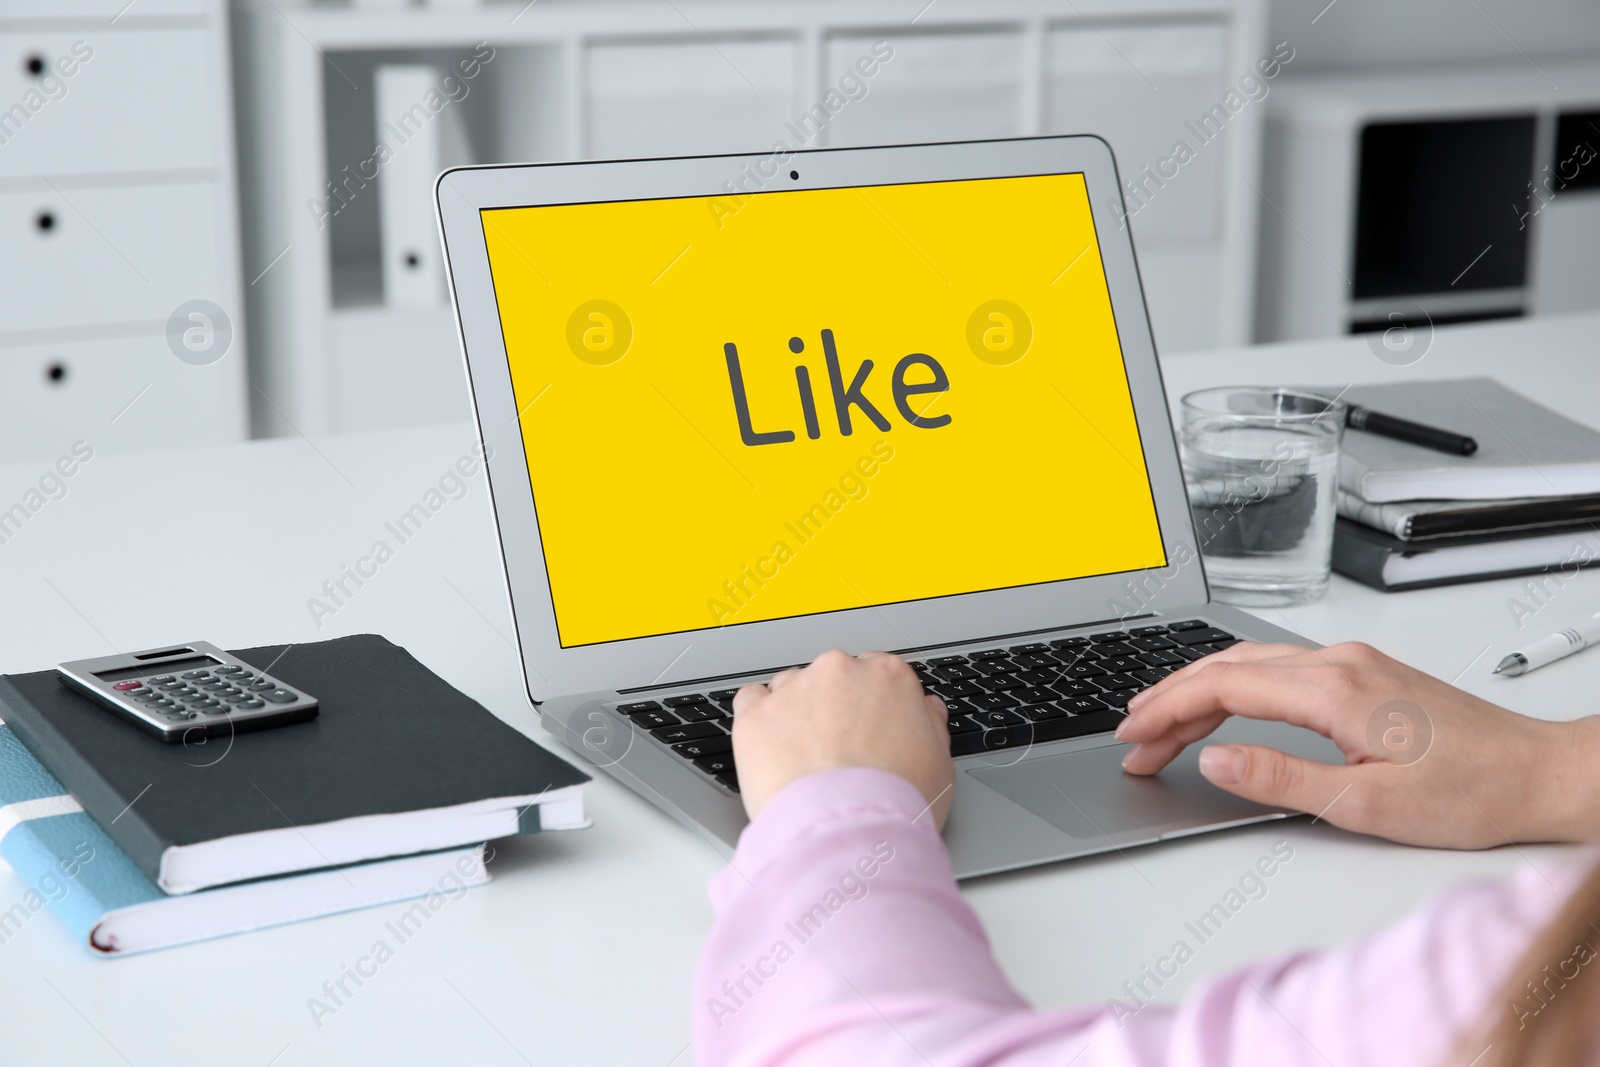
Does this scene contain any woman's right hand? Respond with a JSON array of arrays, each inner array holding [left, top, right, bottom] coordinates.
[[1116, 640, 1600, 848]]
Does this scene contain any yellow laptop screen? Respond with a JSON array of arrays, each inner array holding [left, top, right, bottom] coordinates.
[[482, 172, 1165, 647]]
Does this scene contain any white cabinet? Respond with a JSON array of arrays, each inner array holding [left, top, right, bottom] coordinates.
[[0, 1, 246, 463]]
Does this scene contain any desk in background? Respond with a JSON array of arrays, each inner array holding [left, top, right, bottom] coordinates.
[[0, 313, 1594, 1065]]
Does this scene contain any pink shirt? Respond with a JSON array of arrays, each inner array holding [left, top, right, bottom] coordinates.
[[695, 768, 1594, 1066]]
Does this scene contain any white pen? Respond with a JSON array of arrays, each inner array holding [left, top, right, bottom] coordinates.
[[1494, 613, 1600, 676]]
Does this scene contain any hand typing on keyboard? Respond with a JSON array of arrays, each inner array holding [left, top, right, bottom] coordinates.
[[729, 650, 955, 828]]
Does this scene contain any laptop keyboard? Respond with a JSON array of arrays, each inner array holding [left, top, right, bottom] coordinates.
[[609, 619, 1240, 795]]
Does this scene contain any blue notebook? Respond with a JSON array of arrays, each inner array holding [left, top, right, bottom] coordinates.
[[0, 726, 489, 957]]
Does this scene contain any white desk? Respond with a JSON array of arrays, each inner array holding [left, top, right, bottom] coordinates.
[[1, 312, 1595, 1066]]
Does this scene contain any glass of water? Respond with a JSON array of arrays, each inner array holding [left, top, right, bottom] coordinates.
[[1179, 387, 1346, 607]]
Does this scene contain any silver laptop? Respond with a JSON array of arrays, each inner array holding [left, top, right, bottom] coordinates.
[[435, 136, 1339, 879]]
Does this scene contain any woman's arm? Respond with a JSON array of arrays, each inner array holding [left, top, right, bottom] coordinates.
[[698, 648, 1593, 1066], [696, 767, 1589, 1067]]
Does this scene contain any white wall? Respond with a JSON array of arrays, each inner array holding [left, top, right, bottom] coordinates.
[[1268, 0, 1600, 72]]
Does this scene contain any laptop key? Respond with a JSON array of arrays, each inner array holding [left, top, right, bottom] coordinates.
[[676, 704, 725, 723], [1007, 643, 1050, 655], [933, 680, 984, 699], [632, 710, 682, 730], [968, 692, 1020, 712], [1099, 689, 1136, 709], [972, 709, 1026, 728], [1206, 638, 1241, 651], [1092, 631, 1132, 643], [933, 665, 981, 681], [1061, 695, 1111, 715], [1051, 679, 1103, 699], [1166, 619, 1210, 631], [1099, 655, 1145, 673], [950, 732, 986, 757], [653, 722, 723, 744], [1172, 646, 1208, 663], [615, 701, 663, 715], [673, 735, 733, 759], [928, 655, 970, 666], [1013, 668, 1061, 686], [664, 694, 711, 707], [1170, 628, 1235, 646], [979, 673, 1026, 692], [693, 753, 736, 775], [1131, 668, 1172, 687], [1014, 687, 1057, 705], [1138, 650, 1185, 667], [970, 649, 1013, 662], [1019, 702, 1068, 722], [1060, 662, 1106, 680], [1097, 672, 1142, 691], [946, 715, 981, 734], [1011, 653, 1061, 670], [1128, 635, 1177, 651], [1129, 625, 1169, 636], [715, 772, 740, 793], [1048, 636, 1092, 650]]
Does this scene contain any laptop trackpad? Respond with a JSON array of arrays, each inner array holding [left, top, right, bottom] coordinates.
[[967, 721, 1336, 840]]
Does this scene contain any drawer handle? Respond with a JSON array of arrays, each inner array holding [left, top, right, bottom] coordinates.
[[35, 210, 55, 233], [24, 54, 45, 77], [45, 361, 67, 385]]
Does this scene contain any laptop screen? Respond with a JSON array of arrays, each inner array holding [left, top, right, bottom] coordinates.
[[481, 172, 1166, 648]]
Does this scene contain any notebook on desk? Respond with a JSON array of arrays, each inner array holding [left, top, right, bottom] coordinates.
[[1332, 378, 1600, 502], [0, 634, 588, 894]]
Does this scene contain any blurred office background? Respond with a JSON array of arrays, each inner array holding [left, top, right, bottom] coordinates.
[[2, 0, 1598, 460]]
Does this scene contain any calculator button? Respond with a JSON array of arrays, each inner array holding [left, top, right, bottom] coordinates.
[[149, 675, 176, 683], [233, 673, 258, 685], [201, 705, 231, 716], [246, 680, 274, 692], [261, 689, 299, 704], [112, 680, 142, 691], [131, 690, 158, 701], [199, 680, 227, 691], [235, 699, 265, 709], [153, 680, 181, 690], [181, 670, 210, 679], [214, 665, 242, 675], [222, 692, 252, 703], [193, 698, 223, 708]]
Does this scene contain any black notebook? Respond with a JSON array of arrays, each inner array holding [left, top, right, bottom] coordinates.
[[1331, 518, 1600, 592], [0, 634, 589, 894]]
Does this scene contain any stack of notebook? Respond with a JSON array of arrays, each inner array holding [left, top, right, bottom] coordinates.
[[0, 634, 589, 956], [1330, 378, 1600, 592]]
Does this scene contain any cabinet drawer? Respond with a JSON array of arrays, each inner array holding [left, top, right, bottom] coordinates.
[[0, 333, 245, 463], [0, 181, 225, 334], [0, 27, 216, 179]]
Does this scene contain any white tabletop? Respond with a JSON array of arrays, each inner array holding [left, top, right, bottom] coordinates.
[[2, 312, 1596, 1066]]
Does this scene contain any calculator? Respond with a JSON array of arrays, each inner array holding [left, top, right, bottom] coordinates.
[[56, 642, 319, 741]]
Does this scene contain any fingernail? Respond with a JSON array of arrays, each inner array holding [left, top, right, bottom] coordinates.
[[1120, 744, 1141, 768], [1126, 688, 1152, 711], [1114, 715, 1133, 739], [1198, 745, 1245, 785]]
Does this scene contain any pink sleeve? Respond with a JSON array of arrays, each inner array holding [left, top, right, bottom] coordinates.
[[693, 767, 1593, 1067]]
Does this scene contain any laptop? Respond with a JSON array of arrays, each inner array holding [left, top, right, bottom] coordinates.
[[434, 135, 1341, 879]]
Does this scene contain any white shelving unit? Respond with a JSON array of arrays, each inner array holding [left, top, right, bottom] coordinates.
[[234, 0, 1266, 437], [1256, 60, 1600, 343], [0, 0, 247, 462]]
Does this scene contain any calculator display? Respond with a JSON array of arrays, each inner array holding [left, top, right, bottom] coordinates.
[[93, 655, 218, 682]]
